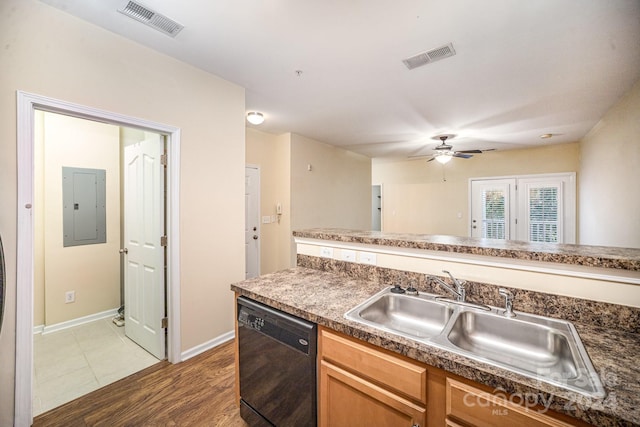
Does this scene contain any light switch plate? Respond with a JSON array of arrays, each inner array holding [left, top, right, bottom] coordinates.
[[262, 216, 271, 224]]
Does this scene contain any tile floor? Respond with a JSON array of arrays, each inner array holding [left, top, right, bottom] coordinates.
[[33, 317, 161, 416]]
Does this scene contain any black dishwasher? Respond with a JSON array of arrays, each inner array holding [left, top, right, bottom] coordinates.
[[237, 296, 317, 426]]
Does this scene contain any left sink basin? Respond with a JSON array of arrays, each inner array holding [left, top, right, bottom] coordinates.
[[345, 288, 453, 339]]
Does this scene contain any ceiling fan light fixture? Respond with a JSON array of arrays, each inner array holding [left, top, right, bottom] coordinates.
[[246, 112, 265, 125], [435, 153, 453, 164]]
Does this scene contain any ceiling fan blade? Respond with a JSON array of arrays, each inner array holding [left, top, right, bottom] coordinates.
[[453, 153, 473, 159], [457, 148, 497, 154]]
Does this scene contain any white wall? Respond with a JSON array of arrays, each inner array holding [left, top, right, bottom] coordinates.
[[0, 0, 245, 422], [579, 79, 640, 248], [373, 143, 580, 237]]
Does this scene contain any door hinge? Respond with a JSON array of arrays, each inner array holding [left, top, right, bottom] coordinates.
[[161, 235, 168, 246], [161, 317, 168, 328], [160, 154, 167, 166]]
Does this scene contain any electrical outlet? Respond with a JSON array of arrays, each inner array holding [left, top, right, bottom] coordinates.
[[65, 291, 75, 304], [319, 247, 334, 258], [341, 249, 356, 262], [359, 252, 377, 265]]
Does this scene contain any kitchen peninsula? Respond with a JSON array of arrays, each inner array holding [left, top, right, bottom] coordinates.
[[232, 229, 640, 426]]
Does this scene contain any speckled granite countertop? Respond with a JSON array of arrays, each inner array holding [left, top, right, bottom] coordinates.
[[293, 229, 640, 271], [231, 267, 640, 426]]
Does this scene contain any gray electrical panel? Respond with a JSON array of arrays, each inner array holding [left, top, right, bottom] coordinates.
[[62, 167, 107, 247]]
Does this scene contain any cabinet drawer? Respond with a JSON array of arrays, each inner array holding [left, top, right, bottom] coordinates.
[[446, 378, 577, 427], [320, 328, 427, 404]]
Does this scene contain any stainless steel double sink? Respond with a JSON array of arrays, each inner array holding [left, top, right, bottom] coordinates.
[[344, 287, 605, 398]]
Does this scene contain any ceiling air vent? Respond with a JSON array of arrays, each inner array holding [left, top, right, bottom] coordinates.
[[402, 43, 456, 70], [118, 1, 184, 38]]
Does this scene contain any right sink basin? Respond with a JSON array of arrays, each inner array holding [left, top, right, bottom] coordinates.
[[444, 309, 605, 398], [447, 310, 578, 379]]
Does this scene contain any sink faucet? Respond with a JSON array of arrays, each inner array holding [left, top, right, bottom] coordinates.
[[498, 288, 516, 318], [427, 270, 466, 302]]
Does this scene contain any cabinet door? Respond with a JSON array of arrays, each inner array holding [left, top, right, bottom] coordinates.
[[320, 360, 426, 427], [446, 378, 577, 427]]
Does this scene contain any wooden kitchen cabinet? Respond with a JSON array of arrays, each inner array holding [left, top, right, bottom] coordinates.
[[319, 327, 591, 427], [319, 327, 427, 427], [445, 378, 584, 427], [320, 360, 426, 427]]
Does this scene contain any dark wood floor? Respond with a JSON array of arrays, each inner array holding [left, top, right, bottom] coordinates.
[[34, 340, 247, 427]]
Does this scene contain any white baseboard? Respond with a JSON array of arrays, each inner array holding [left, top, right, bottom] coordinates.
[[181, 330, 235, 361], [35, 308, 120, 335]]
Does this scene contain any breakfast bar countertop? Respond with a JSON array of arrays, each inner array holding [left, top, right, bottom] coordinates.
[[231, 267, 640, 427], [293, 228, 640, 271]]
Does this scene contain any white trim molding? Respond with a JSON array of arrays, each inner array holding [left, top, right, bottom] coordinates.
[[15, 91, 182, 427], [181, 330, 235, 361], [37, 308, 120, 335]]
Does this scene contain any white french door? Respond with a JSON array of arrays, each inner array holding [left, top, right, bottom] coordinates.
[[470, 179, 516, 239], [123, 135, 166, 359], [470, 173, 576, 243]]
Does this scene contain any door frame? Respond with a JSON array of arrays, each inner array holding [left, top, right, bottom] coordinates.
[[16, 91, 182, 425]]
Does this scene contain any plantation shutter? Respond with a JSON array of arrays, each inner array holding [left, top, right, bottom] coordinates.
[[525, 182, 562, 243], [528, 186, 558, 242], [482, 189, 506, 239]]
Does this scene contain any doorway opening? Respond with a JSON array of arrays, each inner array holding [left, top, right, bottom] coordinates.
[[32, 111, 167, 415], [16, 91, 182, 426]]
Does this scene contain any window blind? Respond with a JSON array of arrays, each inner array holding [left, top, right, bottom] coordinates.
[[529, 186, 559, 243], [482, 189, 506, 239]]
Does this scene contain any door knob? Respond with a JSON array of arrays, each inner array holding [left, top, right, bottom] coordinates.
[[119, 248, 128, 254], [253, 235, 258, 240]]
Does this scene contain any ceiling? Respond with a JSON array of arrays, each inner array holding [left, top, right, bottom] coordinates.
[[40, 0, 640, 158]]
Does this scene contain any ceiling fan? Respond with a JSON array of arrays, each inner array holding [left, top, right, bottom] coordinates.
[[426, 135, 494, 164]]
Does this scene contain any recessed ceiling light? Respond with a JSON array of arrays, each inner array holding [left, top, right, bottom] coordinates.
[[246, 112, 265, 125], [540, 133, 554, 139]]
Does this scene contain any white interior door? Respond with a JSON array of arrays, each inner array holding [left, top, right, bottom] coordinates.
[[470, 179, 516, 239], [245, 166, 260, 279], [123, 135, 165, 359]]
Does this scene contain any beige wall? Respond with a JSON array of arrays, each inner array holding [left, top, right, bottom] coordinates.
[[0, 0, 245, 422], [37, 112, 121, 327], [290, 134, 372, 264], [373, 143, 580, 236], [246, 129, 292, 274], [247, 130, 372, 271], [579, 79, 640, 248]]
